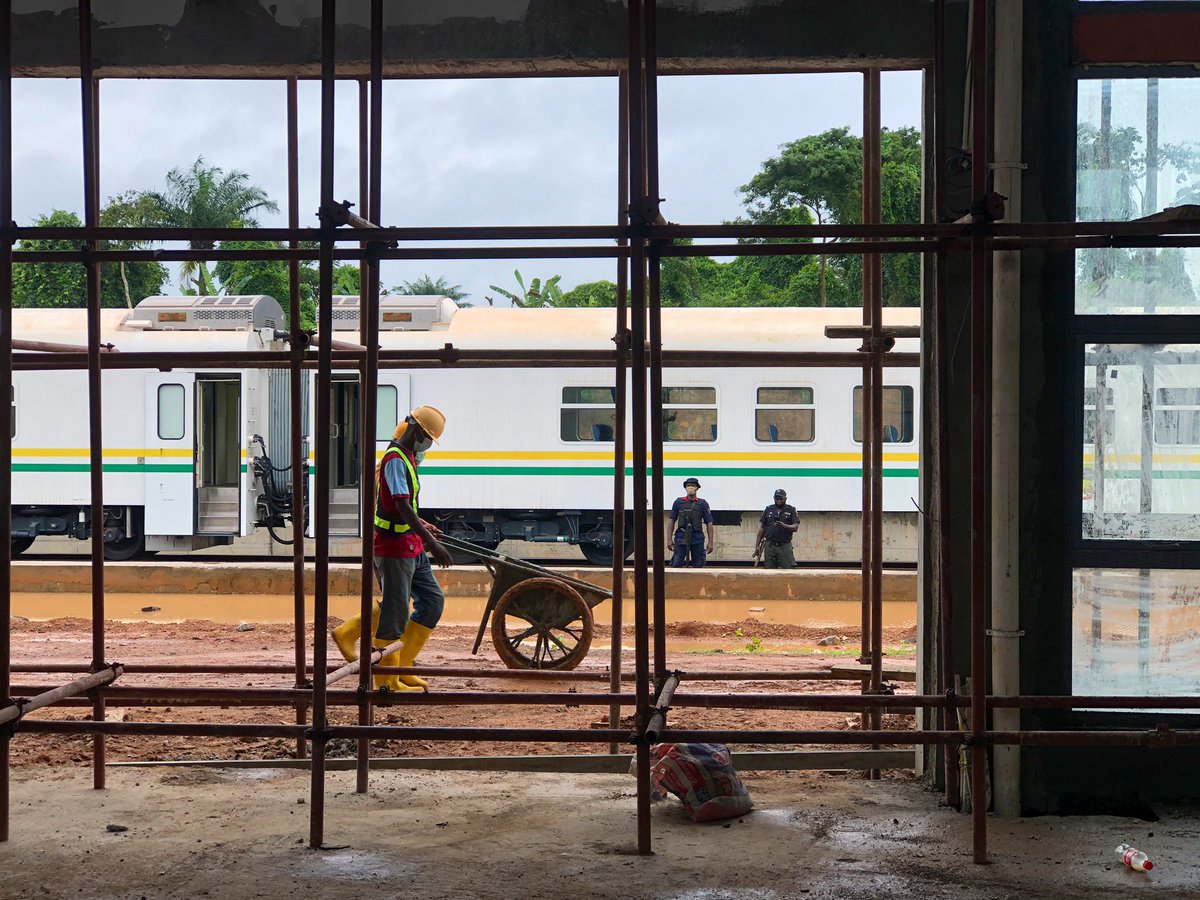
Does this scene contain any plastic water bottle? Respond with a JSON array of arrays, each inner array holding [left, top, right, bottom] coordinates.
[[1115, 843, 1154, 872]]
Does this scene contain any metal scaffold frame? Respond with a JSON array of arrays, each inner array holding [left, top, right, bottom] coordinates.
[[2, 0, 1200, 862]]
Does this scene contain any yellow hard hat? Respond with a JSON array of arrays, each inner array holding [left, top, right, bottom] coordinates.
[[408, 404, 446, 443]]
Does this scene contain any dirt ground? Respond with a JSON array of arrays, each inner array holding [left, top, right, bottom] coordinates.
[[8, 616, 918, 767], [7, 617, 1200, 897]]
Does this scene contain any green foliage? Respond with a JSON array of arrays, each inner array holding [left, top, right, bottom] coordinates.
[[12, 209, 167, 310], [487, 270, 563, 307], [558, 280, 618, 308], [392, 274, 470, 302]]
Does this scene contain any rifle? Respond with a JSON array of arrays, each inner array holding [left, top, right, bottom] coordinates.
[[752, 536, 765, 567]]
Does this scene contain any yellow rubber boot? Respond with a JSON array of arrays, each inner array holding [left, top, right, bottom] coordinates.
[[372, 638, 421, 692], [395, 621, 434, 689], [331, 602, 380, 662]]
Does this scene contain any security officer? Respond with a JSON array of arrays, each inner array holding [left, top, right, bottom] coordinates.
[[667, 476, 714, 567], [756, 488, 799, 569]]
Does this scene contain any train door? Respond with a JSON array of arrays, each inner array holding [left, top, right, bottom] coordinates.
[[144, 374, 195, 536], [307, 375, 410, 538], [195, 375, 242, 535]]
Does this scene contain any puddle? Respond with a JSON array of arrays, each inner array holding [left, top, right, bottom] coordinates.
[[11, 592, 915, 629]]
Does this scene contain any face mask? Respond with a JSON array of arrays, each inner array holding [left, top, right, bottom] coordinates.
[[414, 434, 434, 453], [414, 449, 427, 464]]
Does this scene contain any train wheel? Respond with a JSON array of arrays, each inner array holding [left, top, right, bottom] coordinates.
[[103, 508, 145, 561], [11, 535, 34, 556], [491, 576, 594, 670], [448, 539, 499, 565], [578, 527, 635, 567]]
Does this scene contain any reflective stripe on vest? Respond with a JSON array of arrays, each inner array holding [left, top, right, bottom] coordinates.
[[373, 444, 419, 534]]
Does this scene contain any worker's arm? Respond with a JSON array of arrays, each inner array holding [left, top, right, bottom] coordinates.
[[395, 501, 453, 567], [705, 522, 715, 554], [666, 516, 677, 551]]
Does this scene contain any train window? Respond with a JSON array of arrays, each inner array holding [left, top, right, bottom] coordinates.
[[561, 386, 616, 442], [755, 386, 815, 443], [376, 385, 398, 441], [1155, 388, 1200, 445], [1083, 386, 1116, 446], [157, 384, 186, 440], [852, 386, 914, 443], [663, 386, 717, 442]]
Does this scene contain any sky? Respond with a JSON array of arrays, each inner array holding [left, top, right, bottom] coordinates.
[[10, 71, 923, 305]]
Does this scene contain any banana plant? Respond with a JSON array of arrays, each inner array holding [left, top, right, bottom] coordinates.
[[487, 269, 563, 307]]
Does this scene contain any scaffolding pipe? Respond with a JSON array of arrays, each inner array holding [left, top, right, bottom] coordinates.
[[0, 0, 13, 843], [0, 665, 122, 726], [643, 672, 681, 744]]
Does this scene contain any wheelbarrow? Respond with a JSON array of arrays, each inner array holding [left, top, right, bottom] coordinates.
[[441, 536, 613, 671]]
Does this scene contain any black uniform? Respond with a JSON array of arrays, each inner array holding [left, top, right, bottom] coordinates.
[[760, 502, 798, 568]]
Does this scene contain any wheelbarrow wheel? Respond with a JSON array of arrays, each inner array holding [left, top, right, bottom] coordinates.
[[491, 577, 594, 670]]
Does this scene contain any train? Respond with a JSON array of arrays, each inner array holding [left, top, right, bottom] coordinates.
[[8, 295, 922, 564]]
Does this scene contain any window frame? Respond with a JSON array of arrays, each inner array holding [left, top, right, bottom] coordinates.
[[753, 384, 817, 445], [661, 385, 719, 444], [850, 384, 915, 445], [559, 384, 618, 444], [157, 382, 187, 441]]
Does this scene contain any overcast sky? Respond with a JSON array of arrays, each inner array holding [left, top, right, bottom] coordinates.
[[11, 71, 922, 304]]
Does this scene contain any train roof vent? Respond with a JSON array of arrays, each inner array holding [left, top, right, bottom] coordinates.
[[328, 295, 459, 332], [129, 295, 286, 331]]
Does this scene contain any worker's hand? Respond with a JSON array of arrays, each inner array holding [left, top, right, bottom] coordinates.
[[422, 520, 443, 537], [667, 540, 675, 552], [428, 541, 454, 568], [706, 541, 714, 554]]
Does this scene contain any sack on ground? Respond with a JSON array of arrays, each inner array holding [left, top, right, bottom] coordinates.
[[641, 742, 752, 822]]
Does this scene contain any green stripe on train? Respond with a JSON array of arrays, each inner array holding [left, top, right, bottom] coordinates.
[[12, 463, 194, 473], [1095, 469, 1200, 480], [421, 465, 920, 478]]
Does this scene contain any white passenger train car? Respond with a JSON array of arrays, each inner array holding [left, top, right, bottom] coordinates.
[[9, 296, 921, 564]]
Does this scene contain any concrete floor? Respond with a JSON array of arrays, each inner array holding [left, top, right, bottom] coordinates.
[[2, 767, 1197, 898]]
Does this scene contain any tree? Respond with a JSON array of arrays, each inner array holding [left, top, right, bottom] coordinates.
[[392, 274, 469, 302], [740, 126, 923, 307], [487, 270, 563, 307], [559, 280, 618, 308], [99, 191, 170, 309], [139, 157, 279, 295], [12, 209, 166, 310]]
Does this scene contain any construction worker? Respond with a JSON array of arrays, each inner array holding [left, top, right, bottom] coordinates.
[[756, 488, 799, 569], [331, 405, 454, 691], [667, 476, 714, 567]]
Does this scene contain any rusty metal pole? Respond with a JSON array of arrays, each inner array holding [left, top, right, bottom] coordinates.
[[0, 0, 12, 844], [866, 68, 886, 779], [627, 0, 654, 857], [969, 0, 991, 866], [644, 0, 667, 687], [78, 0, 107, 791], [355, 0, 384, 794], [286, 77, 309, 763], [609, 69, 630, 755], [858, 71, 876, 745], [310, 0, 337, 849], [932, 0, 959, 809]]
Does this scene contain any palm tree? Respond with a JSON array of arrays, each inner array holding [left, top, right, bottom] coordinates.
[[392, 274, 470, 303], [141, 157, 279, 295]]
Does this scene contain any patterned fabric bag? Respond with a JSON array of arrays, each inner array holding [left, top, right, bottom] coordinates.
[[645, 743, 752, 822]]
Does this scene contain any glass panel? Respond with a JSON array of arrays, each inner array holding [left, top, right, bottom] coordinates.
[[756, 408, 815, 443], [1073, 568, 1200, 712], [1082, 343, 1200, 540], [1076, 78, 1200, 314], [376, 385, 398, 441], [663, 386, 716, 405], [561, 408, 617, 442], [157, 384, 185, 441], [852, 386, 914, 443], [663, 408, 718, 442], [757, 387, 814, 405], [563, 386, 617, 404]]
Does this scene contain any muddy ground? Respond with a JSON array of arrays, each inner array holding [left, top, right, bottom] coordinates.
[[9, 616, 917, 766]]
